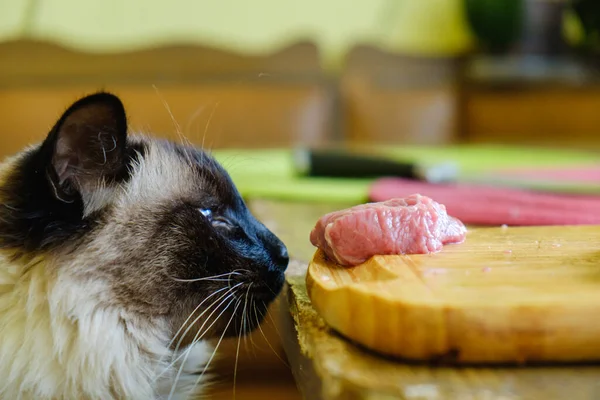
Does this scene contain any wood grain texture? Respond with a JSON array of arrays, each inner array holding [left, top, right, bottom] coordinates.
[[248, 199, 600, 399], [306, 225, 600, 364]]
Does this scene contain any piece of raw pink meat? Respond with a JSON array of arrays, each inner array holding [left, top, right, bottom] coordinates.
[[309, 194, 467, 266]]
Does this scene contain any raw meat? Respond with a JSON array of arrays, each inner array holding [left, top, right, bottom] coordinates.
[[310, 194, 467, 266]]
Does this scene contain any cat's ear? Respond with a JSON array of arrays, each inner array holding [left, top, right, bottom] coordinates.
[[43, 92, 128, 203]]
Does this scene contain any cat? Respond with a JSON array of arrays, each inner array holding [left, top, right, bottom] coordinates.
[[0, 92, 289, 399]]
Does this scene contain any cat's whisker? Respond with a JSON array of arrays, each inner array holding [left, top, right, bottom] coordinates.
[[155, 283, 242, 381], [251, 300, 262, 347], [152, 85, 200, 171], [181, 285, 242, 346], [184, 105, 207, 143], [154, 290, 223, 377], [239, 294, 257, 360], [227, 269, 252, 287], [172, 297, 241, 400], [152, 85, 185, 144], [242, 285, 254, 353], [190, 298, 243, 398], [200, 101, 219, 151], [247, 294, 258, 356], [232, 282, 253, 397], [151, 85, 191, 148], [195, 110, 218, 186], [173, 277, 231, 283], [167, 295, 238, 400], [265, 300, 284, 342], [160, 285, 229, 362], [233, 299, 244, 398], [198, 101, 220, 183], [171, 282, 243, 359], [167, 270, 244, 283], [253, 299, 290, 368], [220, 154, 271, 177], [216, 153, 255, 175]]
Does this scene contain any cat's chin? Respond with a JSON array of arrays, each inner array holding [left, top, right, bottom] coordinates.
[[214, 294, 273, 340], [169, 294, 274, 347], [227, 298, 272, 338]]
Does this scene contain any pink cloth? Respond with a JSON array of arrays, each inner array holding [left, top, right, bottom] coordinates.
[[489, 165, 600, 183], [369, 178, 600, 226]]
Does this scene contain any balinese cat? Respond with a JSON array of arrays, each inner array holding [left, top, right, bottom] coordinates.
[[0, 92, 289, 399]]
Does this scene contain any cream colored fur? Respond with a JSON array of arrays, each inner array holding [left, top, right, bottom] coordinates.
[[0, 143, 214, 400]]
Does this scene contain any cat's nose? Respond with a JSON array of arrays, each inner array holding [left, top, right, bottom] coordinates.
[[274, 244, 289, 271], [267, 239, 289, 272], [257, 223, 289, 272]]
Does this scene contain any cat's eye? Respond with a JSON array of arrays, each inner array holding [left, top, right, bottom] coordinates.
[[199, 208, 212, 220], [199, 208, 232, 230]]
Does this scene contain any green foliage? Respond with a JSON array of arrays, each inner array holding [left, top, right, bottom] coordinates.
[[464, 0, 524, 53]]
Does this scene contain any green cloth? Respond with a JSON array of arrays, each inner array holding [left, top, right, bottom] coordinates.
[[211, 145, 600, 204]]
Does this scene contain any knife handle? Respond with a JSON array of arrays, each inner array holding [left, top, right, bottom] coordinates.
[[294, 148, 418, 179]]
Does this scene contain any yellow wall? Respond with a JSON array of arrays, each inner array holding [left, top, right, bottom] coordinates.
[[1, 0, 474, 70]]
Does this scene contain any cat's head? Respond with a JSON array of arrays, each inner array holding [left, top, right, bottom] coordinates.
[[0, 92, 289, 346]]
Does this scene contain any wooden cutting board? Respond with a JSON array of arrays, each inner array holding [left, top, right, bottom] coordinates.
[[305, 225, 600, 364]]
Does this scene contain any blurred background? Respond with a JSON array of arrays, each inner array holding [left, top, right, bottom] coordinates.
[[2, 0, 600, 398], [4, 0, 600, 154]]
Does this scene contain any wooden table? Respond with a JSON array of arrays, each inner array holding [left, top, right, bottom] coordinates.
[[249, 199, 600, 400]]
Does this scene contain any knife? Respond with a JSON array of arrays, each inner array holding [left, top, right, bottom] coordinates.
[[293, 148, 460, 183]]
